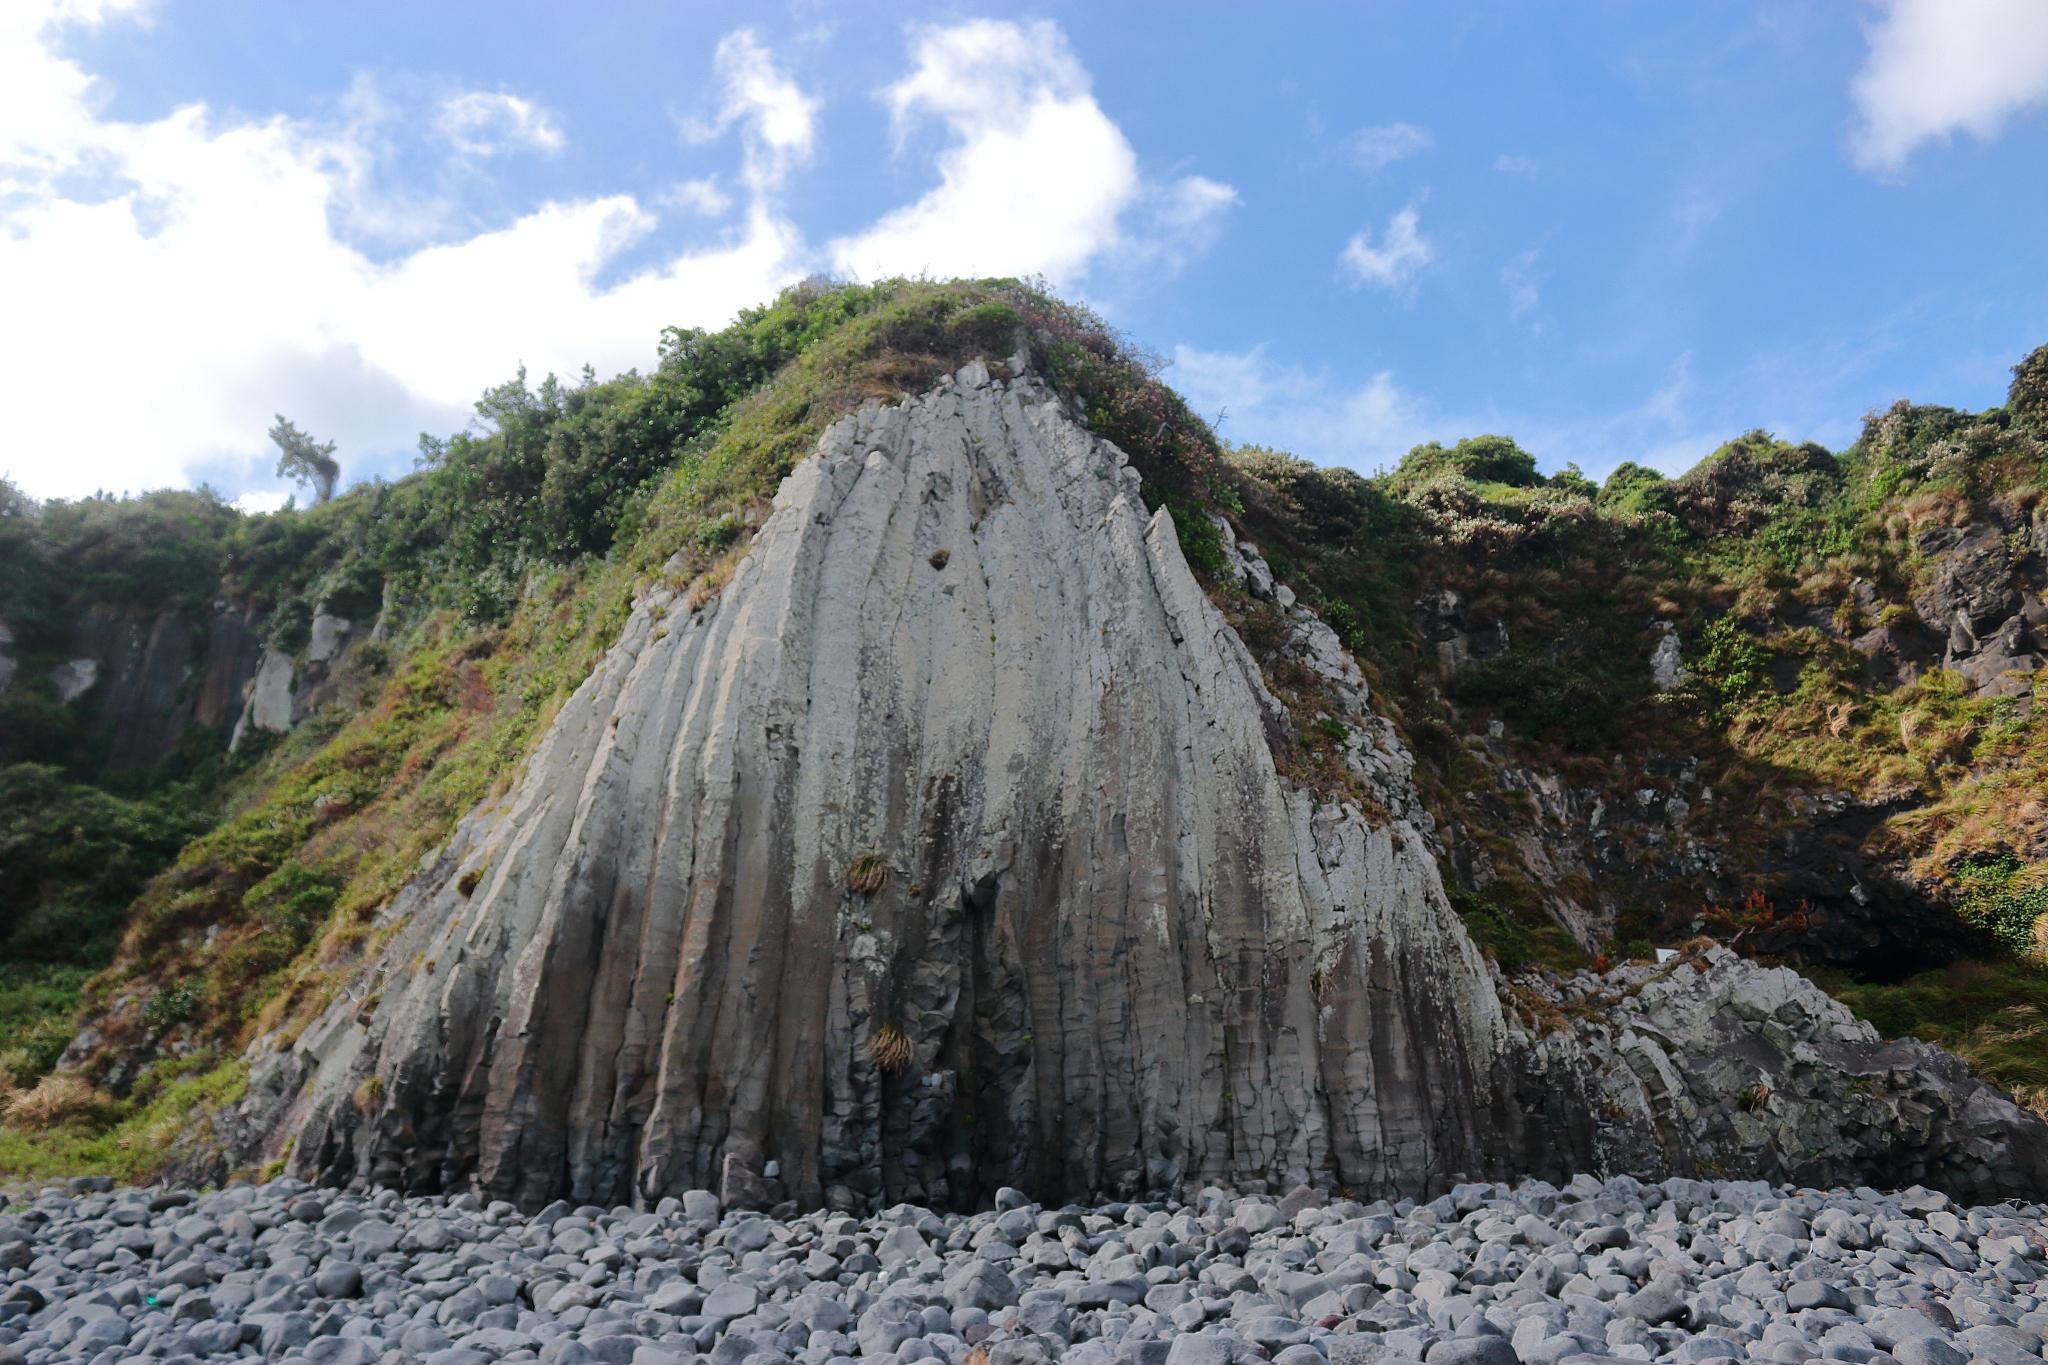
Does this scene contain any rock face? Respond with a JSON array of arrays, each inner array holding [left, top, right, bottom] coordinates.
[[1516, 947, 2048, 1204], [27, 602, 267, 771], [235, 361, 2048, 1212], [229, 649, 294, 749], [252, 361, 1513, 1211]]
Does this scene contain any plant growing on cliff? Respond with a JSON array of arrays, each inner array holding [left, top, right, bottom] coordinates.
[[1700, 890, 1810, 954], [1953, 854, 2048, 954], [869, 1023, 913, 1073], [269, 415, 340, 505], [846, 853, 889, 895]]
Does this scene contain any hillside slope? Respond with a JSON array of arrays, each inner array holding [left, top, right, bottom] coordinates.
[[2, 280, 2045, 1198]]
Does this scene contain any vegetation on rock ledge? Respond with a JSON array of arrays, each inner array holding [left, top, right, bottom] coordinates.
[[3, 284, 2046, 1178]]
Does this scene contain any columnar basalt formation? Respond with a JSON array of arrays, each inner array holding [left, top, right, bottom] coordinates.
[[235, 360, 2048, 1211], [249, 361, 1514, 1210]]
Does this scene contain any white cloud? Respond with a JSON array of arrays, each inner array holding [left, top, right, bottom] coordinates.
[[1170, 343, 1723, 484], [0, 1, 809, 501], [1170, 344, 1440, 472], [1849, 0, 2048, 174], [1345, 121, 1431, 173], [1492, 153, 1539, 178], [829, 20, 1233, 286], [0, 11, 1226, 503], [689, 29, 818, 194], [437, 90, 564, 157], [663, 176, 733, 217], [1501, 249, 1542, 322], [232, 489, 290, 515], [1339, 204, 1433, 293]]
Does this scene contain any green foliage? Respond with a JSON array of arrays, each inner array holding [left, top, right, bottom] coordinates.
[[1952, 854, 2048, 953], [0, 963, 92, 1085], [0, 1053, 247, 1183], [1815, 958, 2048, 1113], [0, 764, 213, 962], [1448, 878, 1586, 972], [1673, 432, 1841, 540], [2012, 345, 2048, 433], [269, 415, 339, 505], [1391, 435, 1541, 494], [1684, 615, 1772, 722], [1598, 461, 1676, 518], [247, 859, 344, 948], [1449, 643, 1644, 749], [1160, 493, 1227, 579], [693, 513, 743, 552], [141, 982, 199, 1032]]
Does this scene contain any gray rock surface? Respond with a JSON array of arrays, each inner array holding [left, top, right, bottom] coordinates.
[[3, 1176, 2044, 1365], [244, 360, 1510, 1210], [231, 648, 295, 749], [215, 360, 2048, 1212], [1513, 946, 2048, 1203], [48, 656, 97, 703]]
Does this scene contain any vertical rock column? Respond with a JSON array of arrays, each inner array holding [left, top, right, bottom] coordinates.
[[254, 361, 1512, 1209]]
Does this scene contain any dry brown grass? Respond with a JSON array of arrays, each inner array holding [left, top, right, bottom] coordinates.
[[846, 853, 889, 896], [869, 1023, 914, 1073], [3, 1073, 112, 1127], [683, 544, 749, 614]]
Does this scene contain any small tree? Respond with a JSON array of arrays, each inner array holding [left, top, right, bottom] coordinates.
[[269, 415, 340, 505]]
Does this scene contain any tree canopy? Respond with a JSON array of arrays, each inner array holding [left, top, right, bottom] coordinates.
[[269, 416, 339, 505]]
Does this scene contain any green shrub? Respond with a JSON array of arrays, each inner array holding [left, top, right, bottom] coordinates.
[[141, 982, 199, 1032], [1160, 493, 1227, 579], [1390, 435, 1541, 494], [1953, 854, 2048, 953]]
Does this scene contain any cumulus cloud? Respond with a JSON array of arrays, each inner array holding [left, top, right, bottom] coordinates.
[[1849, 0, 2048, 174], [1344, 121, 1431, 173], [437, 90, 564, 156], [0, 1, 809, 500], [1339, 204, 1433, 293], [662, 177, 733, 217], [829, 20, 1233, 286], [0, 10, 1228, 502], [688, 29, 818, 194]]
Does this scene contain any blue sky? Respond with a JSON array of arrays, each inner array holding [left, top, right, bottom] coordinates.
[[4, 1, 2047, 506]]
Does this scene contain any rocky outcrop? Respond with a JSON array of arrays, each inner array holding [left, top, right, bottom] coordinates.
[[1515, 946, 2048, 1204], [1895, 516, 2048, 698], [226, 362, 2048, 1212], [26, 602, 267, 771], [246, 361, 1514, 1212], [230, 650, 294, 750], [230, 612, 359, 750]]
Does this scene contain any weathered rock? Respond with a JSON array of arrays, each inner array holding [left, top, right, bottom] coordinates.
[[219, 360, 2048, 1211], [250, 360, 1511, 1209], [49, 655, 98, 703], [231, 647, 294, 749], [1514, 946, 2048, 1203]]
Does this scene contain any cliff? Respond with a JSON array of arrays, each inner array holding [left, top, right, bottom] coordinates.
[[234, 361, 2048, 1207], [4, 281, 2047, 1206]]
